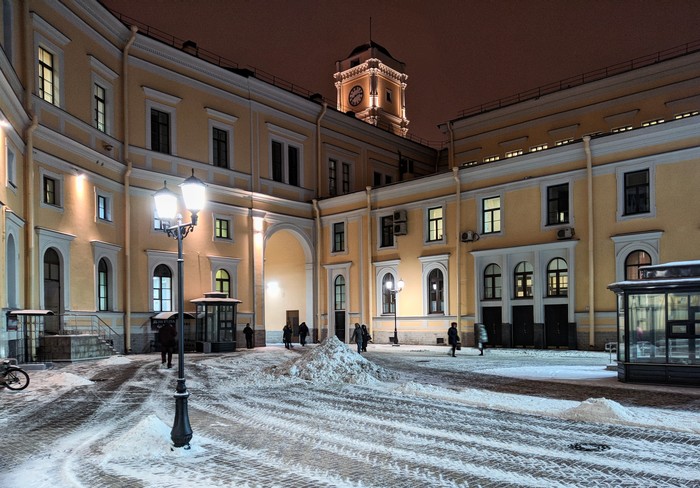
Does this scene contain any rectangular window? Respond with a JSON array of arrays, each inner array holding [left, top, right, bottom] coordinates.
[[373, 171, 382, 187], [43, 176, 59, 206], [38, 47, 55, 104], [530, 144, 548, 152], [6, 147, 16, 188], [342, 162, 350, 194], [386, 89, 393, 103], [505, 149, 523, 158], [385, 175, 392, 184], [427, 207, 443, 242], [612, 125, 633, 133], [328, 158, 337, 196], [555, 138, 574, 146], [380, 215, 394, 248], [97, 194, 111, 221], [212, 127, 228, 168], [215, 218, 231, 239], [288, 146, 299, 186], [546, 183, 569, 225], [642, 118, 664, 127], [333, 222, 345, 253], [154, 210, 163, 230], [271, 140, 300, 186], [624, 169, 650, 215], [482, 196, 501, 234], [484, 155, 500, 163], [94, 83, 106, 132], [150, 108, 170, 154], [272, 140, 283, 182]]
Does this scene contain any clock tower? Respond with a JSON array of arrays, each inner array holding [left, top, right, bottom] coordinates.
[[334, 41, 409, 137]]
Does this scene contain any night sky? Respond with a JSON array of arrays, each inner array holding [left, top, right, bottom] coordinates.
[[100, 0, 700, 142]]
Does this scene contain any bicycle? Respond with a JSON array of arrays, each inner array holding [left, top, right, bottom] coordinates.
[[1, 360, 30, 391]]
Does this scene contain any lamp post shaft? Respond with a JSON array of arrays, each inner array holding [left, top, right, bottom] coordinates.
[[171, 219, 192, 448], [392, 292, 400, 346]]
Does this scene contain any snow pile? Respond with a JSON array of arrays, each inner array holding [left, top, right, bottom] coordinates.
[[101, 414, 204, 462], [100, 355, 132, 366], [50, 372, 94, 387], [560, 397, 641, 424], [270, 336, 397, 384]]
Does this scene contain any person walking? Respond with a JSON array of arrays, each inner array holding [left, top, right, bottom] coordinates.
[[243, 323, 254, 349], [157, 322, 177, 368], [361, 324, 371, 352], [352, 323, 364, 353], [298, 321, 309, 346], [282, 323, 293, 349], [477, 323, 489, 356], [447, 322, 459, 357]]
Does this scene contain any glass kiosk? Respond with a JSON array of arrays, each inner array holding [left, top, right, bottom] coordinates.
[[608, 261, 700, 385], [191, 292, 241, 353]]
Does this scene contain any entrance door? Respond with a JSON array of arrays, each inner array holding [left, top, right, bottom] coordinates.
[[43, 248, 61, 335], [334, 311, 345, 342], [512, 305, 534, 347], [287, 310, 300, 343], [545, 304, 569, 348], [481, 307, 503, 347]]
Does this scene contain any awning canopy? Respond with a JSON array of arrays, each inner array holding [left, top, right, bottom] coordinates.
[[7, 309, 55, 316], [151, 311, 197, 320]]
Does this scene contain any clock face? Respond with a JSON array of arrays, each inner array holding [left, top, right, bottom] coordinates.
[[348, 85, 364, 106]]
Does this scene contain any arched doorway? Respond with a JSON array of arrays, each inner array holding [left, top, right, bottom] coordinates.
[[43, 248, 62, 333]]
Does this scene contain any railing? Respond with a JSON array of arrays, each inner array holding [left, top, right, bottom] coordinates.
[[53, 314, 125, 354], [456, 39, 700, 120]]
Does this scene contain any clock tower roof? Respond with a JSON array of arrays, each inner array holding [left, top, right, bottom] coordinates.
[[337, 40, 405, 73]]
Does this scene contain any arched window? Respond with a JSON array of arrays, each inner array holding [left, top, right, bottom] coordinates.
[[547, 258, 568, 297], [483, 263, 502, 299], [6, 234, 17, 308], [215, 269, 231, 297], [98, 258, 109, 311], [514, 261, 533, 298], [382, 273, 395, 314], [44, 248, 61, 315], [625, 250, 652, 280], [428, 268, 444, 313], [153, 264, 172, 312], [334, 275, 345, 311]]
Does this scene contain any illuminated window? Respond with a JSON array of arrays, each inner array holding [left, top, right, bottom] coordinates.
[[625, 250, 652, 280], [152, 264, 172, 312], [530, 143, 548, 152], [482, 196, 501, 234], [612, 125, 633, 133], [382, 273, 395, 314], [43, 175, 60, 206], [427, 207, 443, 242], [215, 269, 231, 297], [642, 118, 665, 127], [97, 193, 112, 222], [483, 264, 502, 299], [215, 217, 231, 240], [98, 258, 109, 311], [505, 149, 523, 158], [547, 258, 568, 297], [514, 261, 534, 298], [546, 183, 569, 225], [428, 269, 444, 314], [483, 155, 500, 163], [674, 111, 698, 119], [555, 138, 574, 146], [334, 275, 345, 311], [38, 47, 56, 104]]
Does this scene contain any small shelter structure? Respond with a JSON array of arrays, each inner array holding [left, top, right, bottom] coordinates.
[[191, 292, 241, 353]]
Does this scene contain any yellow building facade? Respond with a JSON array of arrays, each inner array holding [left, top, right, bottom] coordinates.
[[0, 0, 698, 358]]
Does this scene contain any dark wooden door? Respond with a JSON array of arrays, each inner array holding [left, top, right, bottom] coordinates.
[[481, 307, 503, 346], [513, 305, 534, 347], [545, 304, 569, 348]]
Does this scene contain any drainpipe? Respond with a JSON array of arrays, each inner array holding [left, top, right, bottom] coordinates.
[[583, 135, 595, 348], [312, 199, 323, 338], [315, 102, 327, 198], [22, 2, 38, 308], [122, 26, 138, 353], [452, 166, 461, 333], [365, 187, 373, 329]]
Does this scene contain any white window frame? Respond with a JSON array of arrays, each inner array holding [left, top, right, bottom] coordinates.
[[213, 214, 233, 242], [616, 163, 656, 222], [424, 203, 446, 245], [144, 87, 181, 156], [39, 167, 64, 211], [91, 240, 120, 311], [146, 250, 178, 313], [6, 144, 17, 191], [540, 177, 574, 229], [266, 123, 306, 187], [33, 17, 69, 107], [330, 220, 348, 255], [419, 254, 450, 316], [36, 227, 74, 311], [374, 260, 400, 316], [95, 188, 113, 223], [89, 56, 117, 135], [611, 231, 662, 282], [477, 191, 504, 237], [207, 108, 237, 168]]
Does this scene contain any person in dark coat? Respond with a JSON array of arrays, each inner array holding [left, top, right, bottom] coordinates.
[[447, 322, 459, 357], [352, 323, 363, 353], [282, 323, 293, 349], [298, 322, 309, 346], [158, 322, 177, 368], [361, 324, 371, 352], [243, 323, 254, 349], [477, 323, 489, 356]]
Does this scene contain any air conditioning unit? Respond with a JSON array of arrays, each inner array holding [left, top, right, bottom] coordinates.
[[556, 227, 574, 240], [393, 209, 407, 222], [393, 222, 407, 236], [461, 230, 480, 243]]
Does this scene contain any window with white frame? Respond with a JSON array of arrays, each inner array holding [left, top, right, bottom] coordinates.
[[481, 196, 501, 235], [271, 139, 300, 186], [420, 255, 449, 316], [483, 263, 502, 299], [382, 272, 395, 314], [207, 109, 237, 168], [90, 57, 117, 135], [212, 127, 229, 168], [546, 258, 568, 296], [97, 257, 110, 311], [616, 164, 655, 221], [34, 15, 68, 107], [380, 215, 394, 248], [215, 269, 231, 297], [94, 83, 106, 132], [92, 240, 119, 312], [152, 264, 172, 312], [150, 108, 170, 154], [427, 268, 444, 314], [332, 222, 345, 253], [545, 183, 569, 226], [6, 145, 16, 189], [38, 46, 56, 104], [96, 190, 112, 222], [426, 206, 444, 242], [611, 231, 661, 282], [214, 216, 232, 240], [334, 275, 346, 311], [40, 169, 63, 208], [144, 88, 180, 156], [625, 250, 652, 280], [514, 261, 534, 298]]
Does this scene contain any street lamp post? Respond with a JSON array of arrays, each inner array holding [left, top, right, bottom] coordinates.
[[386, 279, 404, 346], [153, 170, 206, 449]]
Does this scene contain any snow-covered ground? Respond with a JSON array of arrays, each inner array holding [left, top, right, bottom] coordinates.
[[2, 338, 699, 487]]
